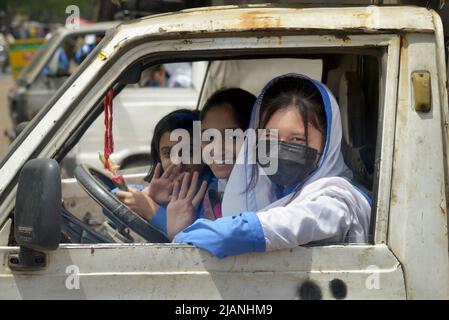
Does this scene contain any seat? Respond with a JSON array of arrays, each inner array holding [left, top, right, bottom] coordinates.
[[338, 72, 375, 192]]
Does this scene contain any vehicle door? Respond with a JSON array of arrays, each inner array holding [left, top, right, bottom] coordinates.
[[0, 16, 405, 299]]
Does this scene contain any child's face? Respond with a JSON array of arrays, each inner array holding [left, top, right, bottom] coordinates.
[[201, 104, 243, 179], [159, 131, 203, 174], [264, 107, 324, 164]]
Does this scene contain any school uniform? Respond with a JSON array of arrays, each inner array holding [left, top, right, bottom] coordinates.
[[174, 74, 371, 258]]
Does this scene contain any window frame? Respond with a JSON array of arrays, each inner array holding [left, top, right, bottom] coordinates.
[[0, 33, 401, 245]]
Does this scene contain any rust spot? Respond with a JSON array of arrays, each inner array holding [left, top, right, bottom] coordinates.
[[390, 191, 398, 205], [321, 35, 333, 42], [239, 11, 281, 30], [98, 51, 108, 61], [355, 12, 372, 20], [277, 36, 283, 45], [334, 34, 351, 43], [401, 33, 409, 49], [91, 247, 95, 255], [440, 205, 446, 216], [158, 27, 167, 33]]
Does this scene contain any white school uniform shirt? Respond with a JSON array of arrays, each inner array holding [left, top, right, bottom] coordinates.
[[221, 73, 371, 251]]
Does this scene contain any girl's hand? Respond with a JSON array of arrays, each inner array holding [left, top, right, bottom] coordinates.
[[146, 163, 184, 205], [117, 187, 159, 221], [166, 171, 207, 240]]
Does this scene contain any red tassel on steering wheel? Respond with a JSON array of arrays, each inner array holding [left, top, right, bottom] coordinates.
[[103, 88, 114, 171]]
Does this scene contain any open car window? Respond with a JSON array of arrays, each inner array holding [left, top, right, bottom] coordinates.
[[58, 52, 382, 246]]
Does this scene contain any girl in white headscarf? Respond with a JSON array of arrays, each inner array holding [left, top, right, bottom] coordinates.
[[169, 74, 371, 258]]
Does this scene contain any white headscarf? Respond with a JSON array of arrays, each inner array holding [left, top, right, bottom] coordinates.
[[222, 73, 353, 216]]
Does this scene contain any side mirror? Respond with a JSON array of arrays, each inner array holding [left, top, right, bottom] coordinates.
[[9, 159, 61, 271]]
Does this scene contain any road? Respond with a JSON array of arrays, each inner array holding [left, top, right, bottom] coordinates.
[[0, 75, 13, 160]]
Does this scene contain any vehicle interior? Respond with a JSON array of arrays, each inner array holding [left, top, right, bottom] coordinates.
[[43, 49, 383, 243], [9, 48, 383, 247]]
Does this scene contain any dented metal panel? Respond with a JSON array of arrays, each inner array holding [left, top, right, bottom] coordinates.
[[388, 31, 449, 299], [99, 6, 435, 58], [0, 244, 405, 299]]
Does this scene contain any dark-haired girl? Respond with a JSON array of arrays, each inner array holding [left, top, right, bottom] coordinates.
[[166, 88, 255, 238], [199, 88, 255, 219], [170, 74, 371, 258], [116, 109, 210, 239]]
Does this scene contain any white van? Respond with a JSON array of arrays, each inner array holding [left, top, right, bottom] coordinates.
[[0, 4, 448, 299]]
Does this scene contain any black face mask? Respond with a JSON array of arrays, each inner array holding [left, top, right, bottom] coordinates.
[[257, 140, 318, 187]]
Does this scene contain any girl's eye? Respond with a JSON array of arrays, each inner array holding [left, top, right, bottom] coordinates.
[[161, 150, 171, 158], [291, 137, 306, 144]]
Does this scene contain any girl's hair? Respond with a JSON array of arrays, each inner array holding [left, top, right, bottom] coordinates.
[[200, 88, 256, 130], [259, 77, 326, 142], [248, 76, 327, 191], [144, 109, 199, 182]]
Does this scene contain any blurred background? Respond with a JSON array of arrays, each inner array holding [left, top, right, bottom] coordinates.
[[0, 0, 447, 160]]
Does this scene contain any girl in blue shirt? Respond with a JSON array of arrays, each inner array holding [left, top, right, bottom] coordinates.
[[167, 74, 371, 258], [116, 109, 211, 238], [198, 88, 256, 221]]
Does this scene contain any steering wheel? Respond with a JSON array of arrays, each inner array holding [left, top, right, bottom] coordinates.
[[74, 164, 170, 243]]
